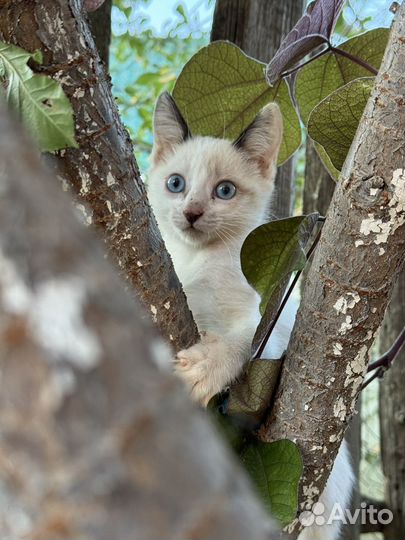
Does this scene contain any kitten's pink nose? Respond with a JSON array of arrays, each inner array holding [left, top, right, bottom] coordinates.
[[184, 210, 204, 225]]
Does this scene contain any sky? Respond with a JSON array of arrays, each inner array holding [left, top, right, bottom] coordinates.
[[112, 0, 214, 38]]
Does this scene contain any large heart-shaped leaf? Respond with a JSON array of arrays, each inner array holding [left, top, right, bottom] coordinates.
[[240, 439, 303, 526], [241, 215, 318, 316], [172, 41, 301, 164], [0, 42, 77, 152], [227, 359, 282, 419], [266, 0, 345, 84], [314, 141, 341, 181], [295, 27, 388, 125], [308, 78, 373, 170]]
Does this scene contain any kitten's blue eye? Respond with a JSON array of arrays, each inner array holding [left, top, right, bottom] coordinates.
[[215, 181, 236, 200], [167, 174, 186, 193]]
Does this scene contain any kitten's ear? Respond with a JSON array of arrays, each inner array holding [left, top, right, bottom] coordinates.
[[235, 102, 283, 179], [151, 92, 191, 165]]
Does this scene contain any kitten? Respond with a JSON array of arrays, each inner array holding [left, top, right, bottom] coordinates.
[[148, 92, 353, 540]]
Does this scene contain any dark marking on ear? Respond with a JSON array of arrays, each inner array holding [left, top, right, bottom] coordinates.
[[151, 92, 192, 165], [162, 92, 191, 142], [233, 102, 283, 179]]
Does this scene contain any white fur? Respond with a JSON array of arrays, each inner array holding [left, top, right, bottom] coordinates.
[[148, 94, 353, 539]]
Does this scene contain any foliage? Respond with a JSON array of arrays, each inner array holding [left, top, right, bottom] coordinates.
[[110, 0, 211, 171], [0, 42, 77, 152], [172, 42, 301, 164], [308, 77, 373, 170], [240, 440, 303, 526], [209, 396, 302, 526], [171, 3, 390, 176]]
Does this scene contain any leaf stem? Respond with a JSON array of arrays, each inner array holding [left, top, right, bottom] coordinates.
[[279, 43, 378, 82], [280, 46, 331, 78], [330, 46, 378, 75]]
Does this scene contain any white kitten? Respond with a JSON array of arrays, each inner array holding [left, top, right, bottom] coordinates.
[[148, 92, 353, 540], [148, 91, 283, 404]]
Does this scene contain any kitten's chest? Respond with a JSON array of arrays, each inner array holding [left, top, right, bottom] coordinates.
[[171, 245, 258, 333]]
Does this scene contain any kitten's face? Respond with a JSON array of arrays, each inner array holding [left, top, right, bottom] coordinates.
[[148, 93, 283, 248], [148, 137, 271, 247]]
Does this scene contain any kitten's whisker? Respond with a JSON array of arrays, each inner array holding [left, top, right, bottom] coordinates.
[[215, 230, 234, 266]]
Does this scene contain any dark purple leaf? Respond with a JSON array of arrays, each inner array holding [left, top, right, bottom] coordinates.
[[84, 0, 106, 12], [266, 0, 345, 84]]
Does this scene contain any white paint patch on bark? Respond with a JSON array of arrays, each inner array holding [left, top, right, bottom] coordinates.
[[302, 483, 320, 504], [359, 168, 405, 245], [106, 172, 116, 186], [345, 345, 369, 396], [40, 367, 76, 411], [355, 239, 364, 247], [339, 315, 353, 335], [75, 203, 93, 225], [333, 342, 343, 356], [150, 304, 157, 322], [79, 170, 91, 194], [333, 292, 360, 314], [0, 251, 100, 369], [333, 397, 346, 421], [31, 278, 101, 369]]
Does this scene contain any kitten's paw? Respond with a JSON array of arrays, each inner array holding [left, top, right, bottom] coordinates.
[[175, 332, 233, 406]]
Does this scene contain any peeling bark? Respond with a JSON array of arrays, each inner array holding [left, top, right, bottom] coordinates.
[[261, 5, 405, 535], [0, 0, 198, 353], [0, 101, 278, 540], [211, 0, 303, 218]]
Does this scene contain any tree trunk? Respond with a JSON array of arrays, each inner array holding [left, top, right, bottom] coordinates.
[[0, 0, 199, 353], [0, 99, 279, 540], [211, 0, 303, 218], [379, 272, 405, 540], [304, 134, 362, 540], [88, 0, 112, 68], [261, 5, 405, 536]]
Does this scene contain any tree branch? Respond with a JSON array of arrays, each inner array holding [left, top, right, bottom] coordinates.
[[260, 4, 405, 536], [0, 99, 279, 540], [0, 0, 199, 353]]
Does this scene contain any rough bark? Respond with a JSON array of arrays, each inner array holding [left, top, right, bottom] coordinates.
[[379, 272, 405, 540], [211, 0, 303, 218], [0, 0, 199, 353], [87, 0, 112, 68], [261, 5, 405, 535], [0, 100, 278, 540], [304, 137, 362, 540]]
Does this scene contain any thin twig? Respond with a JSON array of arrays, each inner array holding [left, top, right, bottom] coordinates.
[[362, 325, 405, 390], [253, 218, 325, 360]]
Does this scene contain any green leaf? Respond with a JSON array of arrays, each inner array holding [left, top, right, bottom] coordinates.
[[314, 141, 341, 181], [295, 28, 388, 125], [0, 41, 77, 152], [172, 41, 301, 164], [240, 439, 303, 526], [241, 215, 318, 316], [208, 393, 247, 453], [227, 359, 282, 419], [308, 77, 373, 170]]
